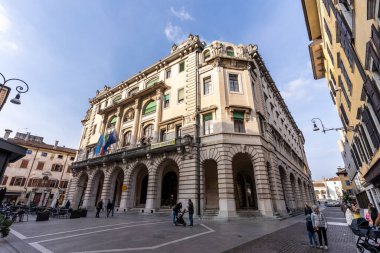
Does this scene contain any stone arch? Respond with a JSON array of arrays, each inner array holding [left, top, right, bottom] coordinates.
[[200, 148, 223, 164], [107, 167, 124, 208], [202, 159, 219, 210], [154, 158, 180, 208], [289, 172, 297, 210], [72, 171, 88, 209], [126, 162, 149, 208], [232, 153, 258, 210], [89, 169, 105, 208]]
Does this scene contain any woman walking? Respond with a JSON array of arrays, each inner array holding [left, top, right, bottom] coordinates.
[[311, 205, 328, 250]]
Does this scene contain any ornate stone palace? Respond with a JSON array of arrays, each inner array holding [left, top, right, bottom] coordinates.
[[66, 34, 316, 218]]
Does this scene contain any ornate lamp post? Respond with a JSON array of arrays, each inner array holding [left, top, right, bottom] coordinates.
[[311, 118, 356, 134], [0, 72, 29, 111]]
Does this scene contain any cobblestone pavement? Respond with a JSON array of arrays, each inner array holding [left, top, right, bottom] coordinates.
[[223, 207, 357, 253]]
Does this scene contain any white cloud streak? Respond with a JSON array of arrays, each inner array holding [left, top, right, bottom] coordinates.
[[164, 22, 186, 43], [170, 6, 194, 21], [0, 3, 19, 51]]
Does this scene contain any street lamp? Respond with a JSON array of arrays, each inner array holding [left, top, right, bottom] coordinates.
[[0, 72, 29, 110], [311, 118, 356, 134]]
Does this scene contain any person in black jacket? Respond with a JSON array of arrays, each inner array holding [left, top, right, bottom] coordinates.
[[369, 203, 378, 226], [96, 199, 103, 218], [106, 200, 113, 218], [306, 214, 318, 248], [304, 203, 312, 216], [172, 202, 182, 225], [187, 199, 194, 226]]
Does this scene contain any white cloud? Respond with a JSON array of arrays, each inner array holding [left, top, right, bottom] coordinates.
[[164, 22, 186, 43], [0, 3, 19, 51], [281, 77, 313, 100], [170, 6, 194, 21]]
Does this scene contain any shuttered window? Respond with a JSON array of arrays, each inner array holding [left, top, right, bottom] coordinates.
[[203, 113, 213, 135], [179, 62, 185, 72], [178, 88, 184, 103], [362, 106, 380, 149], [144, 101, 156, 115], [20, 159, 29, 168], [1, 176, 8, 185], [359, 125, 373, 157], [233, 111, 245, 133], [364, 79, 380, 123], [36, 162, 44, 170], [164, 94, 170, 108]]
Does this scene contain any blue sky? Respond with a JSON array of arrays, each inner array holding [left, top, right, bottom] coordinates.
[[0, 0, 343, 179]]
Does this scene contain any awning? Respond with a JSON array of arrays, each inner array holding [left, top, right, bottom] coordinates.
[[233, 111, 244, 120], [5, 191, 22, 196]]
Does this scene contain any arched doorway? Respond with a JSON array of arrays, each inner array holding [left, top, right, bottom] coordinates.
[[203, 159, 219, 209], [109, 168, 124, 207], [134, 165, 149, 207], [92, 171, 104, 207], [279, 167, 289, 211], [232, 153, 257, 209], [76, 173, 88, 209], [289, 173, 297, 208], [158, 159, 179, 208]]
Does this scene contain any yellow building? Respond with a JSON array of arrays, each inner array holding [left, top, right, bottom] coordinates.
[[336, 168, 355, 197], [302, 0, 380, 208]]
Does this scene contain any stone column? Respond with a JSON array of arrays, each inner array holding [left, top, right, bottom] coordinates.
[[64, 177, 76, 204], [119, 164, 129, 211], [218, 155, 237, 218], [284, 173, 296, 210], [81, 172, 95, 210], [253, 152, 274, 217], [131, 99, 141, 146], [153, 89, 163, 143], [115, 107, 124, 148], [38, 192, 45, 206], [100, 114, 108, 134], [144, 161, 158, 212], [100, 168, 112, 203]]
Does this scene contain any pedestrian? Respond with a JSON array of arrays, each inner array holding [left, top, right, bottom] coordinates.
[[172, 202, 182, 225], [169, 195, 175, 209], [111, 200, 115, 217], [311, 205, 328, 250], [369, 203, 378, 227], [306, 213, 318, 248], [106, 199, 113, 218], [345, 204, 354, 226], [304, 203, 312, 216], [353, 206, 361, 219], [96, 199, 103, 218], [65, 200, 71, 209], [187, 199, 194, 227]]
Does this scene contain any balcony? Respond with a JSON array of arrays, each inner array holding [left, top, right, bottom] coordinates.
[[72, 136, 193, 170], [308, 39, 326, 79]]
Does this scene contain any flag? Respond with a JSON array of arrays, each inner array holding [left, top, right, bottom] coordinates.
[[100, 132, 109, 156], [94, 134, 104, 156], [103, 130, 118, 152]]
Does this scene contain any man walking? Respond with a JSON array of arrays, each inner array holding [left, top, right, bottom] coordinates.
[[187, 199, 194, 227], [106, 200, 113, 218], [96, 199, 103, 218]]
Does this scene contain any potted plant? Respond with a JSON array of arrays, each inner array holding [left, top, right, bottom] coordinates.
[[79, 208, 87, 217], [36, 209, 50, 222], [0, 214, 13, 238]]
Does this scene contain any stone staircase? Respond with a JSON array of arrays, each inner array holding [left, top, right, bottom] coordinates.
[[236, 210, 262, 219], [200, 209, 220, 220]]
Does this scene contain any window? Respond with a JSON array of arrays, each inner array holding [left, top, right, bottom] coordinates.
[[41, 152, 48, 157], [339, 76, 351, 110], [226, 47, 234, 57], [229, 74, 239, 92], [203, 113, 213, 135], [362, 106, 380, 149], [160, 129, 167, 142], [326, 44, 334, 66], [164, 94, 170, 108], [175, 124, 182, 138], [146, 77, 159, 88], [233, 111, 245, 133], [36, 162, 44, 170], [179, 62, 185, 72], [204, 50, 211, 60], [128, 87, 139, 97], [368, 0, 376, 19], [1, 176, 8, 185], [82, 127, 87, 139], [143, 100, 157, 115], [26, 150, 32, 155], [67, 165, 72, 173], [338, 58, 352, 94], [51, 164, 63, 172], [144, 125, 154, 138], [60, 180, 69, 188], [123, 131, 132, 146], [178, 88, 184, 103], [166, 69, 171, 79], [11, 177, 26, 186], [58, 155, 63, 159], [203, 77, 212, 95], [92, 125, 97, 135], [340, 104, 350, 127], [113, 95, 122, 103], [107, 116, 117, 128], [49, 180, 58, 188], [70, 156, 75, 161], [20, 159, 29, 168], [324, 19, 332, 45]]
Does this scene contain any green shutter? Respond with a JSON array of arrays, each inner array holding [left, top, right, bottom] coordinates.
[[144, 101, 157, 114], [179, 62, 185, 72], [233, 111, 244, 120], [203, 113, 212, 121], [164, 94, 170, 101], [227, 51, 234, 57], [146, 77, 159, 88], [110, 117, 117, 124]]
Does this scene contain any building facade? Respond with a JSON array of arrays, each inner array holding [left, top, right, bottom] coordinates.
[[302, 0, 380, 208], [313, 176, 343, 200], [68, 35, 315, 218], [0, 131, 76, 207], [336, 167, 356, 197]]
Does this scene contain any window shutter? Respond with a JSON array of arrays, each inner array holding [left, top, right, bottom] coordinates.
[[28, 179, 32, 187], [179, 62, 185, 72], [21, 178, 26, 186], [364, 79, 380, 123], [144, 101, 157, 114], [2, 176, 8, 185], [368, 0, 376, 19], [164, 94, 170, 101], [233, 111, 244, 120], [362, 107, 380, 149], [178, 88, 184, 101], [203, 113, 212, 121], [10, 177, 15, 186], [111, 117, 117, 124]]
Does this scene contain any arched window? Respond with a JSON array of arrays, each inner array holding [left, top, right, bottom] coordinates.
[[226, 47, 234, 57], [143, 100, 156, 115], [107, 116, 117, 128], [144, 124, 154, 138], [145, 77, 159, 88], [204, 50, 211, 60], [123, 131, 132, 146], [123, 109, 134, 122], [128, 87, 139, 97]]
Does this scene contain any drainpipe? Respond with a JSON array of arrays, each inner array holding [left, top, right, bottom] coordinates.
[[195, 48, 201, 216]]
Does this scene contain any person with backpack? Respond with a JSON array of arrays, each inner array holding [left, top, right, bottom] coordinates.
[[306, 213, 318, 248], [311, 205, 328, 250]]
